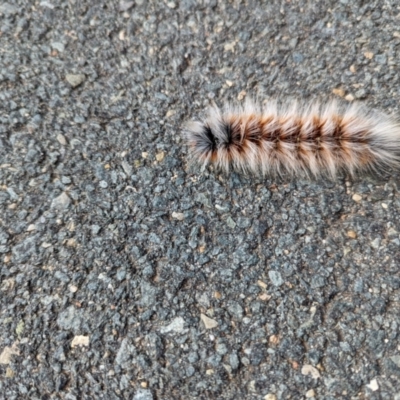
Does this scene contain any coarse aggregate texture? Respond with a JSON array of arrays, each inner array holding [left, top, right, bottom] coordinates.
[[1, 1, 400, 399]]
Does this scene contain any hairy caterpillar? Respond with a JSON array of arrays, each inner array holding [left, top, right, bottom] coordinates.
[[183, 99, 400, 178]]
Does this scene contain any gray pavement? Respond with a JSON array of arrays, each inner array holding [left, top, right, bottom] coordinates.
[[1, 1, 400, 399]]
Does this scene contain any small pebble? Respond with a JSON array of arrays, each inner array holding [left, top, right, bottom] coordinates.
[[332, 88, 345, 97], [5, 367, 14, 378], [51, 192, 71, 209], [355, 88, 367, 99], [237, 90, 246, 100], [226, 217, 236, 228], [71, 335, 90, 348], [206, 369, 214, 375], [268, 271, 284, 287], [69, 285, 78, 293], [306, 389, 316, 398], [200, 313, 218, 329], [347, 230, 357, 239], [367, 379, 379, 391], [119, 1, 135, 11], [269, 335, 279, 345], [257, 280, 268, 289], [165, 109, 176, 118], [0, 343, 19, 365], [160, 317, 186, 334], [65, 74, 86, 88], [26, 224, 36, 232], [364, 51, 374, 59], [259, 293, 271, 301], [121, 161, 132, 176], [155, 152, 165, 162], [301, 364, 321, 379], [57, 133, 67, 146], [171, 212, 185, 220], [224, 41, 236, 52], [371, 238, 380, 249]]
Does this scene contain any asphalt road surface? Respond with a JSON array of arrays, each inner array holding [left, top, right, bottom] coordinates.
[[1, 1, 400, 399]]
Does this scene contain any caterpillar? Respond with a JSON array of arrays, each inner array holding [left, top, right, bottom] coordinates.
[[183, 99, 400, 179]]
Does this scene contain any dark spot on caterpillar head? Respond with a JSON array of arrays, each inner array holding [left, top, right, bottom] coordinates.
[[220, 122, 234, 147], [202, 125, 217, 151]]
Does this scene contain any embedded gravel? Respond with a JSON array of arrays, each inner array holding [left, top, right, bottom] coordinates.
[[1, 1, 400, 399]]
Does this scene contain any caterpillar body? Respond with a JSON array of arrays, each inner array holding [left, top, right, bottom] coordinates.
[[184, 99, 400, 179]]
